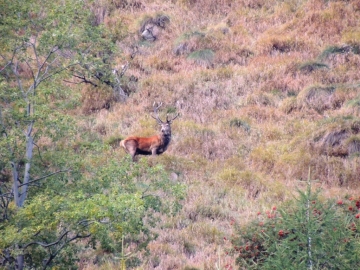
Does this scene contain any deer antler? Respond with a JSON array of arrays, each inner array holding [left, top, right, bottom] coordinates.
[[152, 102, 180, 123], [166, 113, 180, 123], [151, 102, 164, 124]]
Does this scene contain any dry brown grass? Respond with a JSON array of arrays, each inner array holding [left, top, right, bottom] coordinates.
[[76, 0, 360, 268], [81, 85, 115, 115]]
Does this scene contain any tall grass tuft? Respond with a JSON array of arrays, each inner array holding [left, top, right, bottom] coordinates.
[[187, 49, 215, 66]]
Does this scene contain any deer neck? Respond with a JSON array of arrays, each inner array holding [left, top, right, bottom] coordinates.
[[161, 131, 171, 149]]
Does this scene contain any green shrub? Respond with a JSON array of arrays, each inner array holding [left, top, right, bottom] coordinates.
[[297, 85, 336, 113], [346, 97, 360, 108], [104, 135, 123, 147], [184, 267, 201, 270], [231, 177, 360, 269], [298, 61, 329, 73], [229, 118, 250, 132], [187, 49, 215, 66], [318, 45, 355, 60], [183, 241, 196, 257]]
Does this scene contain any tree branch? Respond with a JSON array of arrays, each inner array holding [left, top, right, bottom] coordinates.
[[35, 45, 59, 80], [0, 44, 21, 74], [42, 232, 91, 269], [23, 230, 70, 249], [23, 229, 91, 270], [66, 74, 98, 87], [33, 142, 46, 165], [24, 57, 36, 84], [11, 62, 26, 98], [40, 62, 79, 83], [18, 169, 70, 188], [0, 192, 13, 199], [0, 61, 12, 73]]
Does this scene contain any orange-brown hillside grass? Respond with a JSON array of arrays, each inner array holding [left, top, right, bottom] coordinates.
[[78, 0, 360, 268]]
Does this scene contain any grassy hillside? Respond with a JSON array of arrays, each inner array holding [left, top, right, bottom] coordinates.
[[79, 0, 360, 268]]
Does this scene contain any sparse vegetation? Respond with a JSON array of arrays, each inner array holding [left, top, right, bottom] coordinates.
[[1, 0, 360, 269]]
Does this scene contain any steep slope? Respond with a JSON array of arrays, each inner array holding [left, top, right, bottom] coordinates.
[[81, 0, 360, 268]]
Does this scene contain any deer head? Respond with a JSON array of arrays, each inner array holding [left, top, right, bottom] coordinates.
[[151, 102, 179, 136]]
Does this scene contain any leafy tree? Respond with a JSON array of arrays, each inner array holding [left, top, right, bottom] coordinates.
[[0, 0, 90, 266], [0, 0, 182, 269]]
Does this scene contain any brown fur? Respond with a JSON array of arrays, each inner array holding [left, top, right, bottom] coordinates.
[[120, 103, 179, 161], [120, 128, 171, 161]]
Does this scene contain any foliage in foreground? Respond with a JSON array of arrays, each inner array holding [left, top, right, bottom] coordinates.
[[231, 178, 360, 270], [0, 156, 185, 269]]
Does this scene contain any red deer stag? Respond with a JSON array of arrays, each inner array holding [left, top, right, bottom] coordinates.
[[120, 103, 179, 161]]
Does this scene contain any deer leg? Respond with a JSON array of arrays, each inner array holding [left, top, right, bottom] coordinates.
[[151, 148, 157, 156], [129, 147, 137, 162], [127, 148, 136, 162], [124, 140, 138, 162]]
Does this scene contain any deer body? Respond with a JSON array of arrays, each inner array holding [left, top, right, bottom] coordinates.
[[120, 103, 178, 161], [120, 133, 170, 157]]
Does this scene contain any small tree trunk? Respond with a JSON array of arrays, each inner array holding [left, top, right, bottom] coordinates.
[[12, 123, 34, 270], [15, 251, 24, 270], [19, 129, 33, 206], [112, 65, 128, 102], [11, 162, 20, 207]]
